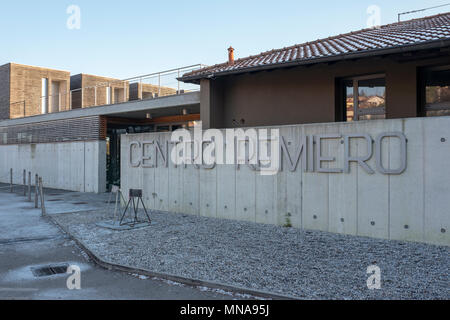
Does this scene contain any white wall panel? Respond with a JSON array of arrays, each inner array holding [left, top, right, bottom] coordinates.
[[120, 118, 450, 246]]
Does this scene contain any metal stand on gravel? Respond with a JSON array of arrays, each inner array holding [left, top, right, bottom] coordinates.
[[106, 185, 127, 223], [119, 189, 151, 227]]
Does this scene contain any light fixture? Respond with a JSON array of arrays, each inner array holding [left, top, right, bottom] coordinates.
[[182, 108, 189, 116], [146, 113, 152, 119]]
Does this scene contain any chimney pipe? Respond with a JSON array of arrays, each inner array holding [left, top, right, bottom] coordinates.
[[228, 47, 235, 66]]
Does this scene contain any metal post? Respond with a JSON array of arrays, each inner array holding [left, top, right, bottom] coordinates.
[[10, 168, 12, 193], [35, 174, 39, 208], [353, 79, 358, 122], [39, 177, 46, 216], [28, 172, 31, 202], [178, 69, 180, 94], [139, 78, 143, 100], [23, 170, 26, 196], [158, 73, 161, 97]]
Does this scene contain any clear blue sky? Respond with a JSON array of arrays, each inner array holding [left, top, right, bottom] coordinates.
[[0, 0, 448, 79]]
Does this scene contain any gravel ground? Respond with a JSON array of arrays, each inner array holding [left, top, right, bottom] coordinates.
[[52, 209, 449, 300]]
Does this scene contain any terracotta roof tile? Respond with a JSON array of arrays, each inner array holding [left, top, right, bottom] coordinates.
[[181, 12, 450, 82]]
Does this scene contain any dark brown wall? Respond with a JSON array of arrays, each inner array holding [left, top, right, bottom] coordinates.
[[202, 54, 450, 129], [200, 79, 224, 129], [220, 65, 335, 128]]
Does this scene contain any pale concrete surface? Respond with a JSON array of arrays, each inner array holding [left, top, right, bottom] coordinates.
[[0, 189, 238, 300], [0, 140, 106, 193], [122, 117, 450, 246]]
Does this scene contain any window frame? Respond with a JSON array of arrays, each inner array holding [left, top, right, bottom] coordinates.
[[341, 73, 386, 122], [421, 65, 450, 115]]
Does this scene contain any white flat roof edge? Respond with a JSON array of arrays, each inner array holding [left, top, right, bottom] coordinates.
[[0, 92, 200, 127]]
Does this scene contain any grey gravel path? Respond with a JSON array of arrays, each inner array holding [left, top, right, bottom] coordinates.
[[51, 209, 449, 300]]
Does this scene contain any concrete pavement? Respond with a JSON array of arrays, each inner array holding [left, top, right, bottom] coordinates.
[[0, 189, 235, 300]]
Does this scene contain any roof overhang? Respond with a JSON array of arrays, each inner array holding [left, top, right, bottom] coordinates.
[[180, 39, 450, 84]]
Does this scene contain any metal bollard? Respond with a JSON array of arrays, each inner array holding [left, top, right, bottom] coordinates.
[[35, 174, 39, 208], [10, 168, 12, 193], [28, 172, 31, 202], [23, 169, 26, 196], [38, 177, 46, 216]]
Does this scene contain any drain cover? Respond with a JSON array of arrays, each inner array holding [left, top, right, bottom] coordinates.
[[31, 264, 69, 277]]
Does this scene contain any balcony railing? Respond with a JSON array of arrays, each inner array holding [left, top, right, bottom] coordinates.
[[8, 64, 206, 119]]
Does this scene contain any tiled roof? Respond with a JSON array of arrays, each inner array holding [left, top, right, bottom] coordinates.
[[181, 12, 450, 82]]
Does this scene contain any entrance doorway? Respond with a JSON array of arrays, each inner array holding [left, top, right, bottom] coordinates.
[[105, 115, 200, 191]]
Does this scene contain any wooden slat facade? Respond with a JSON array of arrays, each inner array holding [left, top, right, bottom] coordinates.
[[0, 116, 105, 145]]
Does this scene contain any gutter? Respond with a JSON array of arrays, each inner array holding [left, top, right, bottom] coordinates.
[[180, 38, 450, 83]]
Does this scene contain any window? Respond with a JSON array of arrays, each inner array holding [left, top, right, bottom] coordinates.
[[106, 86, 112, 105], [340, 75, 386, 122], [421, 65, 450, 117], [41, 78, 48, 114]]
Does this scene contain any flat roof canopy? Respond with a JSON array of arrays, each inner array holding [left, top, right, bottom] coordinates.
[[0, 92, 200, 127]]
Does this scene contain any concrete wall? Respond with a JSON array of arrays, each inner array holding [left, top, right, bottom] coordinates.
[[200, 56, 449, 129], [0, 140, 106, 193], [121, 117, 450, 246]]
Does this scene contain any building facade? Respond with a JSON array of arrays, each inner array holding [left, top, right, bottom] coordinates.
[[70, 74, 129, 109], [0, 63, 70, 120], [0, 13, 449, 245]]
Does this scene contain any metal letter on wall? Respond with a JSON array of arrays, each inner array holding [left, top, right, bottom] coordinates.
[[129, 141, 141, 168], [142, 141, 155, 168], [155, 141, 169, 168], [344, 134, 375, 174], [280, 136, 307, 172], [315, 134, 343, 173], [375, 132, 407, 175]]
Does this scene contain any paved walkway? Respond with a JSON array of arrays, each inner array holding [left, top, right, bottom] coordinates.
[[2, 184, 448, 300], [0, 188, 236, 300]]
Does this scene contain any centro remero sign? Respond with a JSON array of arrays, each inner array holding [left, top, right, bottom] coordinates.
[[129, 123, 407, 176]]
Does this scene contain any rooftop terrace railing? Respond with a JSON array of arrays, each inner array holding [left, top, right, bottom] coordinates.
[[124, 64, 207, 98], [8, 64, 207, 119]]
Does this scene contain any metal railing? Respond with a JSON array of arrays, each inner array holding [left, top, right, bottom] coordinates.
[[124, 64, 207, 99], [8, 64, 206, 119]]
